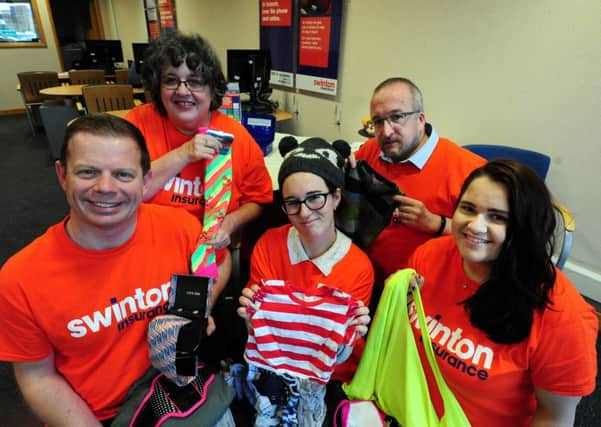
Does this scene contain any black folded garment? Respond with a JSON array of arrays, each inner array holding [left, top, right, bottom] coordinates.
[[336, 160, 403, 249]]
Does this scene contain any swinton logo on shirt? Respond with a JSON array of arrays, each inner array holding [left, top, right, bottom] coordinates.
[[66, 282, 171, 338], [164, 175, 205, 206], [409, 303, 494, 381]]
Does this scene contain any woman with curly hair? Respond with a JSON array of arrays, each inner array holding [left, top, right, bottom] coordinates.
[[407, 159, 598, 426], [125, 32, 273, 307]]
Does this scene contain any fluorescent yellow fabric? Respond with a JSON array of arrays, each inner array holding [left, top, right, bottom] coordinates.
[[343, 269, 470, 426]]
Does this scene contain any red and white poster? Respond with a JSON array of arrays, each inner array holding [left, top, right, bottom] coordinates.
[[260, 0, 342, 94], [261, 0, 292, 27], [298, 16, 331, 68], [145, 0, 177, 40], [296, 0, 342, 95], [159, 0, 176, 31]]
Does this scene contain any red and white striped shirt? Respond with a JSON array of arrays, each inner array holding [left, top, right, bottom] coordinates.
[[245, 279, 358, 384]]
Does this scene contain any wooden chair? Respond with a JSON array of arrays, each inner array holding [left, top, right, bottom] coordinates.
[[114, 69, 129, 84], [82, 84, 135, 114], [69, 69, 105, 85], [17, 71, 60, 133]]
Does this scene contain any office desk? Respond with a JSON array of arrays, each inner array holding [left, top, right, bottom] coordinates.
[[272, 110, 293, 122], [107, 109, 130, 118], [40, 84, 144, 97], [58, 71, 122, 82]]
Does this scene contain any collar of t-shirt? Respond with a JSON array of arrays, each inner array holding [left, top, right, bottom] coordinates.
[[287, 227, 352, 275], [379, 123, 439, 169]]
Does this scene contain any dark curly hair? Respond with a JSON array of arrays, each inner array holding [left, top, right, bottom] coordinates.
[[142, 32, 227, 116], [458, 159, 557, 344]]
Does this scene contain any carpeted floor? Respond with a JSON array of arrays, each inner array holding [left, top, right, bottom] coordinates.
[[0, 113, 599, 426], [0, 114, 66, 426]]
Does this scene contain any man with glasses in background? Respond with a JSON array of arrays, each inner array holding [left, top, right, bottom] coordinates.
[[355, 77, 485, 292]]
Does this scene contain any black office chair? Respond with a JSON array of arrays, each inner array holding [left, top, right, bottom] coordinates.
[[39, 104, 81, 160], [463, 144, 574, 270]]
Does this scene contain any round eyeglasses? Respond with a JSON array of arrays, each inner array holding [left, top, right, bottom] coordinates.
[[281, 193, 330, 215], [161, 75, 207, 92]]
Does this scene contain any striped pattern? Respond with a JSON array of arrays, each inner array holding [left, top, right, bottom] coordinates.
[[147, 314, 196, 386], [191, 137, 232, 285], [245, 280, 358, 384]]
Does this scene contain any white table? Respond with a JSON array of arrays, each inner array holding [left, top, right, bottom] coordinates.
[[263, 133, 306, 190]]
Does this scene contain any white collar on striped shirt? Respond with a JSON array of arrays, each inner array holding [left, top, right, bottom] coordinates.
[[287, 227, 352, 276]]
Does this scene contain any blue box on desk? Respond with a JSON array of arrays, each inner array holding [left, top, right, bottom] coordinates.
[[242, 113, 275, 156]]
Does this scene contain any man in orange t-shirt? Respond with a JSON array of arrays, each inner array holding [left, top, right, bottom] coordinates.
[[0, 115, 205, 426], [355, 77, 485, 288]]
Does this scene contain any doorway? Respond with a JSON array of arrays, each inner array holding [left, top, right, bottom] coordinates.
[[47, 0, 105, 70]]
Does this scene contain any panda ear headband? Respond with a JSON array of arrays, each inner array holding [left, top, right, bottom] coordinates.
[[278, 135, 351, 159], [277, 136, 349, 190]]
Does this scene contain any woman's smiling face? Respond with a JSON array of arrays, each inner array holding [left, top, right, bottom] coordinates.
[[452, 175, 509, 281], [160, 63, 212, 134]]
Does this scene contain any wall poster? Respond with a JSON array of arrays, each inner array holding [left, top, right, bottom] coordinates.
[[260, 0, 295, 88], [145, 0, 177, 40], [296, 0, 342, 95], [260, 0, 342, 96]]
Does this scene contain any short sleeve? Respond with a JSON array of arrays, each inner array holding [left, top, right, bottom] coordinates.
[[530, 281, 599, 396], [247, 230, 276, 288], [0, 269, 53, 361]]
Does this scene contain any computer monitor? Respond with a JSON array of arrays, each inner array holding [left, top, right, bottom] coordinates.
[[84, 40, 124, 73], [61, 42, 86, 70], [226, 49, 273, 113], [132, 42, 149, 75]]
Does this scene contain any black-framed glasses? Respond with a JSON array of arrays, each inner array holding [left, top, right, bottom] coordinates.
[[161, 75, 207, 92], [368, 111, 420, 129], [281, 193, 330, 215]]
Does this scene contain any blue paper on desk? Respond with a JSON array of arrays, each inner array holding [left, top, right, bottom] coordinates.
[[242, 113, 276, 156]]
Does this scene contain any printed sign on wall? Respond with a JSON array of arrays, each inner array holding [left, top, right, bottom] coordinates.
[[145, 0, 177, 40], [296, 0, 342, 95], [260, 0, 295, 87], [260, 0, 342, 95]]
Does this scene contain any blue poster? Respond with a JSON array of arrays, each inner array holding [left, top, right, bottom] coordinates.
[[296, 0, 342, 95], [260, 0, 295, 88]]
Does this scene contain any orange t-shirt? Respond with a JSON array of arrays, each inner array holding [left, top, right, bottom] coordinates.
[[355, 136, 484, 285], [125, 104, 273, 218], [248, 224, 374, 382], [0, 204, 201, 420], [408, 236, 598, 426]]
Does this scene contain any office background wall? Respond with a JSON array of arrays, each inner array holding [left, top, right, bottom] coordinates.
[[1, 0, 599, 299], [0, 0, 61, 111]]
